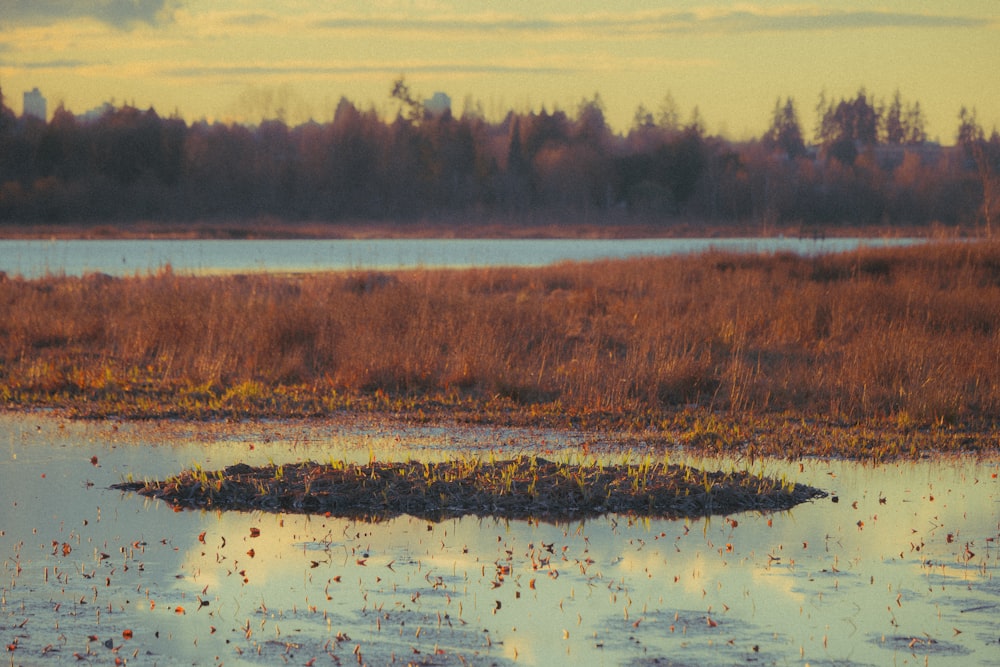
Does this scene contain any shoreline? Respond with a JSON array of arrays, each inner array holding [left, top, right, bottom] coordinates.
[[5, 405, 998, 462], [0, 218, 966, 241]]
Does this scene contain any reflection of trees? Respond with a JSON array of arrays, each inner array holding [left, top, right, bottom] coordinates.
[[0, 86, 993, 229]]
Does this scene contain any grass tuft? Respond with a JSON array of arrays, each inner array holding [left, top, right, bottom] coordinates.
[[112, 457, 828, 521]]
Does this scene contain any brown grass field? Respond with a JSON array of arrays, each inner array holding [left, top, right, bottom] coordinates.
[[2, 240, 999, 458]]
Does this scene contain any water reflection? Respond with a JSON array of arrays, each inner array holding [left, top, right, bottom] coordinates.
[[2, 414, 998, 665]]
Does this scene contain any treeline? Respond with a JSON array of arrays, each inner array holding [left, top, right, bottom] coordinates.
[[0, 83, 998, 230]]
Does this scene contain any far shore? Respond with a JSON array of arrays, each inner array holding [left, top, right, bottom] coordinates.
[[0, 218, 971, 241]]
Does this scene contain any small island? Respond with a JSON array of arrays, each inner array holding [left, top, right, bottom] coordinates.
[[113, 456, 828, 521]]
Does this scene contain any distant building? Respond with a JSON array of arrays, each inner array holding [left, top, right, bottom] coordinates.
[[23, 87, 46, 120], [424, 92, 451, 118], [77, 102, 115, 123]]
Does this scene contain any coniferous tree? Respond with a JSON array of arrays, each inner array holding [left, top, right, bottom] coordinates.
[[817, 88, 881, 164], [884, 90, 907, 145], [657, 92, 680, 134], [763, 97, 806, 158], [904, 101, 927, 145], [884, 90, 926, 145]]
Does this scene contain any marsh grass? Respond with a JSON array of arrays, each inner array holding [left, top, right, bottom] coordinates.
[[111, 456, 828, 521], [2, 241, 999, 457]]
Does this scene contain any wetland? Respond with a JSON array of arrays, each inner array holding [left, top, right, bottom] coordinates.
[[3, 240, 1000, 665], [2, 414, 999, 666]]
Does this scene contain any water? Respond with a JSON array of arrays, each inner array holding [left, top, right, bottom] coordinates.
[[2, 413, 998, 665], [0, 237, 924, 278]]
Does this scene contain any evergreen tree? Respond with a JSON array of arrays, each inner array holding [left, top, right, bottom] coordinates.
[[763, 97, 806, 158], [884, 90, 906, 145]]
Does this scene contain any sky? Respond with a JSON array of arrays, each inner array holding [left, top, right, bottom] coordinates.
[[1, 1, 998, 143]]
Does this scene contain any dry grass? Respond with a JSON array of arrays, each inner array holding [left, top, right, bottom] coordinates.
[[1, 241, 999, 433]]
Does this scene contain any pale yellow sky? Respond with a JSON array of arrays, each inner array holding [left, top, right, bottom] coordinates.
[[1, 1, 997, 142]]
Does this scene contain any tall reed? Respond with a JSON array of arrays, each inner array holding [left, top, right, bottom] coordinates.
[[1, 241, 998, 426]]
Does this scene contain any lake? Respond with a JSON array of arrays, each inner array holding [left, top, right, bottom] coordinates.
[[0, 237, 924, 278], [2, 413, 998, 666]]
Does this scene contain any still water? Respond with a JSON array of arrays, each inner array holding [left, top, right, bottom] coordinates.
[[0, 237, 924, 278], [2, 414, 998, 666]]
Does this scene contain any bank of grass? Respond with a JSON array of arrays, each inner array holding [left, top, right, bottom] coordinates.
[[112, 455, 828, 520], [2, 240, 999, 459]]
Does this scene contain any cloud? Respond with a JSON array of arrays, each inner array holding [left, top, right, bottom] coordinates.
[[221, 12, 274, 27], [312, 12, 667, 37], [0, 0, 181, 30], [316, 15, 564, 34], [162, 62, 575, 79], [312, 8, 989, 38], [16, 59, 93, 70], [699, 9, 988, 33]]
